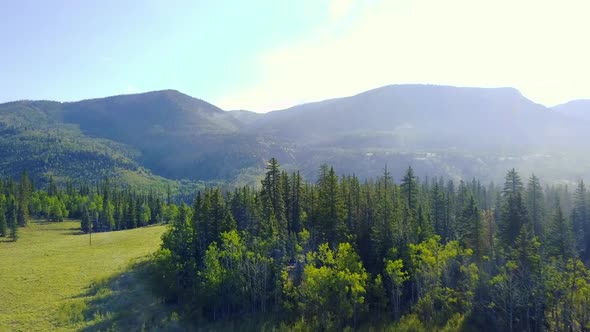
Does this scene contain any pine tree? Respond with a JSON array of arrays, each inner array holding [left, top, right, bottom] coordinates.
[[260, 158, 286, 242], [371, 166, 400, 267], [81, 206, 91, 233], [47, 176, 58, 196], [290, 171, 304, 235], [457, 195, 484, 262], [503, 169, 524, 197], [499, 192, 529, 248], [9, 203, 18, 241], [400, 166, 419, 244], [547, 203, 575, 259], [101, 201, 115, 231], [499, 169, 529, 249], [126, 198, 137, 229], [17, 171, 32, 227], [525, 174, 545, 239], [431, 181, 448, 242], [572, 181, 590, 258], [0, 194, 6, 237], [316, 165, 346, 247], [400, 166, 418, 214]]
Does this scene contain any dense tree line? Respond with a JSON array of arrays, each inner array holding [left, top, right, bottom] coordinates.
[[0, 174, 175, 241], [0, 172, 34, 241], [156, 159, 590, 331]]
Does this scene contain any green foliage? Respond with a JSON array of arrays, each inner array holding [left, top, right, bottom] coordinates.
[[384, 256, 409, 319], [546, 204, 575, 259], [0, 194, 7, 237], [525, 174, 545, 239], [409, 236, 478, 328], [499, 191, 529, 248], [129, 160, 590, 330], [283, 242, 369, 329]]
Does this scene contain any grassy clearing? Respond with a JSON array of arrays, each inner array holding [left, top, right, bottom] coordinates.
[[0, 220, 166, 331]]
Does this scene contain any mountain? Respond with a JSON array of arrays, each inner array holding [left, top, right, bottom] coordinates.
[[0, 85, 589, 187], [553, 100, 590, 121], [250, 85, 570, 149], [227, 110, 261, 125], [0, 91, 268, 187], [246, 85, 587, 182], [61, 90, 267, 180]]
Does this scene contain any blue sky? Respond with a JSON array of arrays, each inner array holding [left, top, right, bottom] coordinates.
[[2, 0, 590, 112]]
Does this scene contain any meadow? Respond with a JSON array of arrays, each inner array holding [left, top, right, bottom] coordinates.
[[0, 220, 167, 331]]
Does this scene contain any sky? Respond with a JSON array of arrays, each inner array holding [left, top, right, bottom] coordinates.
[[1, 0, 589, 112]]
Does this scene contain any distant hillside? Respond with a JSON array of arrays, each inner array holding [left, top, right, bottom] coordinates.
[[0, 100, 147, 186], [553, 99, 590, 121], [246, 85, 589, 182], [1, 85, 589, 186], [62, 90, 267, 180], [250, 85, 573, 149]]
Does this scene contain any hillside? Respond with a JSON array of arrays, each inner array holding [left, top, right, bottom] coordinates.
[[0, 91, 268, 187], [0, 100, 151, 186], [247, 85, 589, 182], [553, 99, 590, 121], [250, 85, 566, 149], [61, 90, 267, 180], [1, 85, 589, 186]]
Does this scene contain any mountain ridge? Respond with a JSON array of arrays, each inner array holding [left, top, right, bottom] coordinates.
[[0, 84, 589, 186]]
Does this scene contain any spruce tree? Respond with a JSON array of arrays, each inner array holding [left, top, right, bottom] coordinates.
[[371, 166, 399, 267], [17, 171, 32, 227], [260, 158, 286, 242], [9, 204, 18, 241], [401, 166, 419, 244], [81, 206, 90, 233], [499, 169, 529, 249], [316, 165, 346, 247], [400, 166, 418, 214], [457, 195, 483, 262], [431, 181, 448, 241], [499, 192, 529, 248], [547, 203, 575, 259], [572, 181, 590, 258], [525, 174, 545, 239], [0, 194, 6, 237], [503, 168, 524, 197]]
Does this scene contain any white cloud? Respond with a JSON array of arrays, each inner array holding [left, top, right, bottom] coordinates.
[[217, 0, 590, 112]]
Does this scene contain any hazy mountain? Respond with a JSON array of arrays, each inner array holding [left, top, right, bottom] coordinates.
[[0, 85, 588, 186], [227, 110, 262, 125], [250, 85, 574, 150], [553, 100, 590, 121], [247, 85, 587, 182]]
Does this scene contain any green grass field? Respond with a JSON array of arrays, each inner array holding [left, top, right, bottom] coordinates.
[[0, 221, 167, 331]]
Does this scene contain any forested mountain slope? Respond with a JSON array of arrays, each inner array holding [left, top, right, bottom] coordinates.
[[61, 90, 267, 180], [1, 85, 589, 186], [0, 100, 146, 185]]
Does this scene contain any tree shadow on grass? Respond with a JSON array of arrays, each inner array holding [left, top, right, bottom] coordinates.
[[62, 260, 275, 332], [60, 230, 85, 235], [61, 260, 190, 331]]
